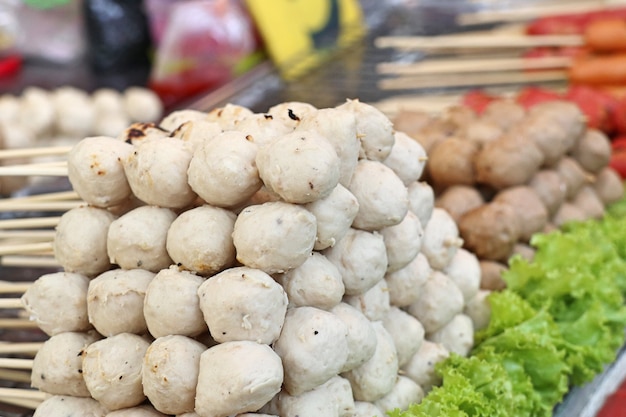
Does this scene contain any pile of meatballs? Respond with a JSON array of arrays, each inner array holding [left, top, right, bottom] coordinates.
[[21, 99, 486, 417], [394, 98, 624, 290]]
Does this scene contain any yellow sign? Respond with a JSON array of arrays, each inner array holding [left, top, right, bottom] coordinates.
[[245, 0, 365, 79]]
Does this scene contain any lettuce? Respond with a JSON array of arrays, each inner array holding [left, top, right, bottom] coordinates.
[[503, 226, 626, 385]]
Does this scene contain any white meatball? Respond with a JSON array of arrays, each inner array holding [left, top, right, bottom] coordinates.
[[349, 160, 408, 231], [427, 313, 474, 357], [106, 405, 168, 416], [337, 99, 394, 161], [382, 307, 425, 367], [143, 335, 206, 415], [92, 88, 124, 113], [297, 107, 360, 186], [344, 279, 390, 321], [123, 87, 163, 123], [343, 321, 398, 402], [0, 94, 20, 124], [381, 210, 423, 273], [83, 333, 150, 410], [166, 205, 236, 276], [353, 402, 384, 417], [463, 290, 492, 331], [374, 376, 425, 414], [117, 122, 169, 145], [144, 266, 207, 337], [331, 302, 377, 372], [33, 395, 107, 417], [408, 271, 465, 333], [383, 131, 428, 185], [123, 137, 197, 208], [233, 202, 317, 274], [195, 341, 283, 417], [421, 208, 462, 270], [206, 103, 254, 130], [385, 252, 431, 308], [160, 109, 208, 131], [197, 266, 288, 344], [277, 253, 344, 310], [323, 228, 387, 296], [256, 130, 340, 204], [267, 101, 317, 130], [32, 331, 101, 396], [170, 119, 223, 151], [107, 206, 176, 272], [187, 131, 262, 207], [20, 86, 55, 136], [407, 181, 435, 228], [274, 306, 349, 396], [274, 376, 354, 417], [54, 91, 96, 137], [67, 136, 133, 207], [402, 341, 449, 392], [54, 206, 115, 277], [444, 248, 481, 303], [21, 272, 91, 336], [232, 112, 293, 147], [88, 269, 155, 336], [93, 112, 132, 138], [305, 183, 360, 250]]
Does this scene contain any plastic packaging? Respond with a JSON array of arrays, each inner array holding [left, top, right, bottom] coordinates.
[[146, 0, 257, 106]]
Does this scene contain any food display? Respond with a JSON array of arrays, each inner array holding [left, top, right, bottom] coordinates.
[[13, 99, 488, 416]]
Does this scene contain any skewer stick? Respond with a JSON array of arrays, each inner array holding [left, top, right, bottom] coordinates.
[[0, 299, 23, 309], [0, 255, 58, 268], [0, 318, 38, 329], [0, 387, 47, 401], [0, 281, 33, 294], [377, 55, 574, 75], [0, 230, 56, 240], [0, 201, 83, 212], [0, 163, 67, 177], [0, 217, 60, 230], [378, 70, 568, 90], [0, 342, 43, 355], [0, 241, 53, 256], [0, 395, 43, 410], [0, 358, 33, 370], [0, 145, 72, 161], [3, 190, 79, 203], [457, 1, 626, 26], [375, 34, 584, 50], [0, 368, 32, 383]]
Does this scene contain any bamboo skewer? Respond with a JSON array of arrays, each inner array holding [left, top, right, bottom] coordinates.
[[0, 217, 60, 230], [0, 387, 46, 401], [0, 241, 53, 256], [0, 395, 44, 410], [0, 299, 23, 309], [0, 200, 83, 212], [0, 343, 43, 355], [378, 70, 568, 90], [457, 0, 626, 26], [0, 358, 33, 370], [0, 146, 72, 161], [375, 34, 584, 51], [0, 230, 56, 240], [0, 368, 32, 384], [377, 55, 574, 75], [0, 255, 58, 268], [0, 162, 68, 177], [0, 319, 38, 329], [0, 281, 32, 294]]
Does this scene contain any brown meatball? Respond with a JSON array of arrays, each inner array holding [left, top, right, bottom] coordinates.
[[493, 186, 548, 242], [480, 99, 526, 131], [479, 260, 507, 291], [593, 167, 624, 205], [435, 186, 485, 223], [428, 138, 479, 188], [570, 129, 612, 174], [528, 170, 567, 216], [459, 202, 521, 262]]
